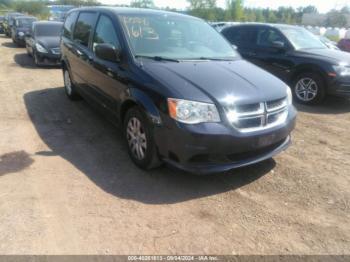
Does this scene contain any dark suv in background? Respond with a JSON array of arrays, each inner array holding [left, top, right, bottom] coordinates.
[[61, 7, 296, 174], [3, 12, 24, 37], [11, 16, 37, 46], [222, 24, 350, 105]]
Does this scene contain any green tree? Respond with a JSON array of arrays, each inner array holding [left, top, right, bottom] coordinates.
[[302, 5, 318, 14], [130, 0, 155, 9], [14, 1, 49, 18], [325, 10, 348, 27], [55, 0, 99, 6], [0, 0, 11, 7], [187, 0, 218, 20], [225, 0, 244, 21]]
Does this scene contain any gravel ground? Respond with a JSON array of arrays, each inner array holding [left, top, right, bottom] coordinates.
[[0, 35, 349, 255]]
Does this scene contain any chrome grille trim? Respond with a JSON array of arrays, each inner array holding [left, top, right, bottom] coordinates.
[[226, 97, 288, 133], [51, 48, 61, 55]]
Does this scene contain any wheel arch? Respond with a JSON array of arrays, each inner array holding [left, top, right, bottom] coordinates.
[[120, 88, 162, 126], [291, 64, 328, 85]]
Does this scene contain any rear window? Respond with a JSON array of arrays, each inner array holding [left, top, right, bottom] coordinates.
[[73, 12, 97, 47], [63, 11, 78, 39], [35, 23, 63, 37]]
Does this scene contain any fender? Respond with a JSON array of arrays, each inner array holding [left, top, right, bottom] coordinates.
[[121, 87, 162, 125]]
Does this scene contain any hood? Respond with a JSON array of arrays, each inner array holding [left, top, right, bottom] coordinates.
[[36, 36, 60, 49], [142, 59, 288, 106], [294, 48, 350, 65]]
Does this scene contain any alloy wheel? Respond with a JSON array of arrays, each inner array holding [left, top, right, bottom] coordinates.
[[126, 117, 147, 160], [295, 77, 318, 102]]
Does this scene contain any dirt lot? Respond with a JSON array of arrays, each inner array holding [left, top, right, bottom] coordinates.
[[0, 35, 349, 255]]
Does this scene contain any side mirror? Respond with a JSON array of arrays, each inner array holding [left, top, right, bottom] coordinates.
[[95, 43, 121, 62], [272, 41, 286, 50]]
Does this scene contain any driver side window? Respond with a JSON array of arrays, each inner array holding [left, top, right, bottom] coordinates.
[[257, 28, 286, 48], [93, 15, 120, 53]]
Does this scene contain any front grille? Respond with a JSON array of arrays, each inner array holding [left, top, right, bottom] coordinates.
[[225, 97, 288, 132], [51, 48, 61, 55]]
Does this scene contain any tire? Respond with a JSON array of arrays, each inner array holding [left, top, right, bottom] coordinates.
[[123, 106, 161, 170], [292, 72, 325, 105], [63, 68, 80, 100], [33, 51, 41, 67], [26, 45, 32, 57]]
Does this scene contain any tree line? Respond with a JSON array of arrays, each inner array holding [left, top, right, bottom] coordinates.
[[1, 0, 349, 27]]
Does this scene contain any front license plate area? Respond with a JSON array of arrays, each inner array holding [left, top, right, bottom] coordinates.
[[257, 133, 277, 147]]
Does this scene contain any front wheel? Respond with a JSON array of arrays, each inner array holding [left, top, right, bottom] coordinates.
[[63, 68, 80, 100], [124, 107, 161, 170], [33, 51, 40, 67], [292, 73, 325, 105]]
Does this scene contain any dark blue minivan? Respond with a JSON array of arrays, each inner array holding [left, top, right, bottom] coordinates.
[[61, 7, 296, 174]]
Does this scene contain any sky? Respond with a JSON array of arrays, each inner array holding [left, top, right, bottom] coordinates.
[[99, 0, 349, 13]]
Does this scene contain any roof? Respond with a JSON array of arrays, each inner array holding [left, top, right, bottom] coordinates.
[[67, 6, 195, 19], [223, 23, 302, 30], [33, 21, 63, 26], [14, 16, 37, 20]]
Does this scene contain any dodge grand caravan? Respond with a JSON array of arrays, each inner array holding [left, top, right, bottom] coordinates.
[[61, 7, 297, 174]]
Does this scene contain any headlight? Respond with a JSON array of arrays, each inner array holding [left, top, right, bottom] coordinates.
[[18, 31, 24, 37], [168, 98, 220, 124], [35, 43, 48, 53], [333, 64, 350, 76], [286, 87, 293, 106]]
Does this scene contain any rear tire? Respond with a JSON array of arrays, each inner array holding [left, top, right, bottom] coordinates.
[[123, 106, 161, 170], [63, 68, 80, 100], [292, 72, 325, 105]]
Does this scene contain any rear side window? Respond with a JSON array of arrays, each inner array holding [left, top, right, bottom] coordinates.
[[73, 12, 97, 47], [93, 15, 120, 52], [223, 27, 256, 48], [63, 11, 78, 39]]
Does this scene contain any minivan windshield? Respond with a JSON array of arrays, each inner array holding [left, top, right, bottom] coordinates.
[[279, 27, 327, 50], [119, 13, 238, 60], [35, 23, 62, 37]]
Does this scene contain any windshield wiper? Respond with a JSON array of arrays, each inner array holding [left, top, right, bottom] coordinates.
[[135, 55, 180, 63], [197, 57, 235, 61]]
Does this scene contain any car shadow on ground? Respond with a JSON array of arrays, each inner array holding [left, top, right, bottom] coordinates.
[[14, 53, 60, 69], [23, 87, 275, 204], [1, 41, 20, 48], [295, 96, 350, 115]]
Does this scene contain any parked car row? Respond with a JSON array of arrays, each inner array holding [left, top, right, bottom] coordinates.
[[2, 12, 63, 65], [1, 8, 349, 174]]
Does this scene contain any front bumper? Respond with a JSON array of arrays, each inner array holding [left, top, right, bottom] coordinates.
[[13, 35, 26, 45], [155, 106, 297, 174], [36, 52, 61, 66], [328, 76, 350, 97]]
